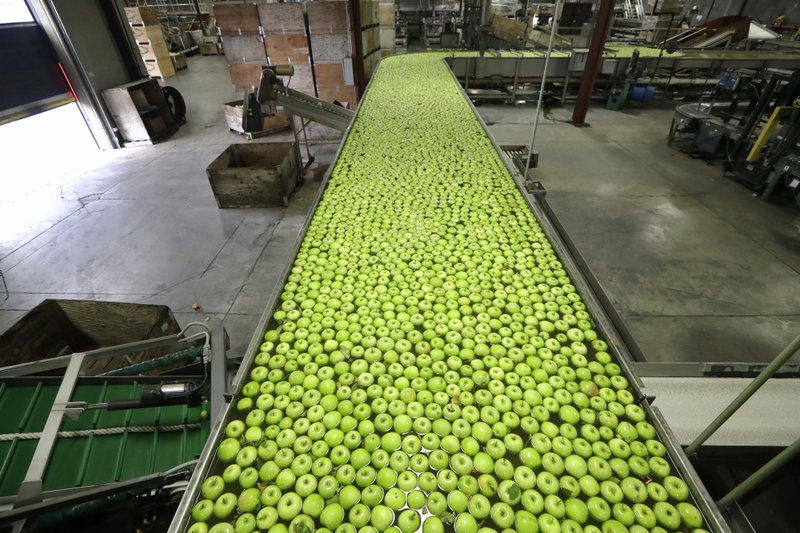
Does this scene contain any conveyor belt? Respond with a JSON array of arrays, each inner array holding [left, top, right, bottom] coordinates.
[[274, 86, 354, 132], [170, 53, 731, 533], [641, 377, 800, 448]]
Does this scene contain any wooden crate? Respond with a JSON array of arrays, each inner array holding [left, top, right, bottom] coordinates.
[[286, 64, 316, 94], [124, 6, 159, 26], [265, 34, 310, 64], [145, 57, 175, 78], [314, 62, 346, 86], [199, 42, 220, 55], [378, 3, 395, 27], [132, 24, 165, 44], [307, 1, 350, 35], [222, 34, 267, 63], [259, 3, 306, 34], [309, 33, 352, 62], [0, 300, 181, 375], [214, 3, 261, 34], [139, 40, 170, 62], [223, 101, 292, 134], [380, 27, 396, 49], [318, 85, 358, 108], [207, 142, 302, 208], [171, 52, 187, 71], [229, 62, 263, 91]]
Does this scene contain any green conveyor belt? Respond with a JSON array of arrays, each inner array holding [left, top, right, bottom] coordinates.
[[0, 382, 210, 497]]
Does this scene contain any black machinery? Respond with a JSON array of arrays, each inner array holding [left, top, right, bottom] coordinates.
[[667, 68, 800, 205]]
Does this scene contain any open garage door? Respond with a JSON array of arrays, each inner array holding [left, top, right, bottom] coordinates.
[[0, 2, 73, 123]]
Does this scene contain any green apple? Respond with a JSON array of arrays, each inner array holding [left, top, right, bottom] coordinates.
[[277, 492, 302, 521], [214, 492, 237, 520], [515, 509, 538, 533], [564, 497, 588, 523], [349, 503, 371, 529], [490, 502, 515, 529], [238, 487, 261, 513], [320, 503, 345, 530], [397, 510, 421, 533], [454, 513, 478, 533], [192, 499, 214, 523], [664, 475, 690, 501], [302, 494, 324, 518], [201, 476, 225, 501], [586, 496, 611, 522], [654, 501, 682, 530], [423, 516, 445, 533], [632, 503, 657, 528], [235, 513, 257, 533], [677, 502, 705, 528], [370, 505, 394, 531]]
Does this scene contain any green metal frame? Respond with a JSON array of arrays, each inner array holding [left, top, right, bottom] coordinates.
[[0, 322, 213, 527]]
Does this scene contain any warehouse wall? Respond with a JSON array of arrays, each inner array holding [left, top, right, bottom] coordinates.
[[51, 0, 131, 92], [681, 0, 800, 25]]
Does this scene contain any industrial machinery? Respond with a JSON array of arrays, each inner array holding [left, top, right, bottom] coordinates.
[[666, 67, 800, 204], [0, 322, 223, 532], [254, 66, 354, 133]]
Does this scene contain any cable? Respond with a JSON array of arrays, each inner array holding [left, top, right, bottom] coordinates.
[[0, 423, 202, 442]]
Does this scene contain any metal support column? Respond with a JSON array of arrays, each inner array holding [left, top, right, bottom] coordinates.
[[571, 0, 615, 126]]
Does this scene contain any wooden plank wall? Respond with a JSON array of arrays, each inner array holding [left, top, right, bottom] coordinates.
[[215, 3, 266, 98]]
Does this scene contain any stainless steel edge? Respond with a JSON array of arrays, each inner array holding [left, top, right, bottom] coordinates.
[[168, 73, 376, 533], [646, 403, 733, 533], [444, 58, 730, 532]]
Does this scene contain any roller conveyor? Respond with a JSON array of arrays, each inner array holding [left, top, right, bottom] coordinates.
[[273, 86, 354, 132]]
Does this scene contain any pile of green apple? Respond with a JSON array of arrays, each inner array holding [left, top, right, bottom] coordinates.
[[187, 53, 709, 533]]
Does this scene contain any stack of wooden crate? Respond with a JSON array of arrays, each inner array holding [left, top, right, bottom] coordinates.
[[361, 0, 380, 77], [124, 6, 175, 79], [307, 1, 358, 108], [260, 3, 315, 95], [378, 2, 396, 58], [215, 3, 266, 97]]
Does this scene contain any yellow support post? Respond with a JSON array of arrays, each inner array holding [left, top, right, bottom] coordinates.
[[747, 106, 790, 162]]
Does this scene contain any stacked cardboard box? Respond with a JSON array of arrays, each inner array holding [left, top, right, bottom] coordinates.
[[124, 7, 175, 79]]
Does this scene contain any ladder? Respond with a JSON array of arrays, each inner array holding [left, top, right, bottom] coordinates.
[[622, 0, 644, 20]]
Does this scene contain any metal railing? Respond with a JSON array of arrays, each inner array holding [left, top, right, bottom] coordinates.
[[686, 331, 800, 508]]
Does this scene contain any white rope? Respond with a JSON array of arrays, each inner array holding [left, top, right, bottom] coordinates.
[[0, 423, 202, 442]]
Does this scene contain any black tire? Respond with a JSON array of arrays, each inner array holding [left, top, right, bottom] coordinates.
[[162, 86, 187, 125]]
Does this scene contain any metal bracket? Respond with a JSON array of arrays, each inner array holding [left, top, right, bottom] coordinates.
[[54, 401, 89, 420]]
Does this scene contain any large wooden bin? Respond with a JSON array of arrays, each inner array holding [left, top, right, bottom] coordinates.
[[0, 300, 181, 375], [207, 142, 302, 208]]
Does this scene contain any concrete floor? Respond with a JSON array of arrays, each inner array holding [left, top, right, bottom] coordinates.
[[0, 55, 331, 358], [1, 55, 799, 365]]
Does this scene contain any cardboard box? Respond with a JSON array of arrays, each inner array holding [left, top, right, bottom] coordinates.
[[132, 24, 165, 44], [139, 40, 170, 62], [145, 58, 175, 79], [125, 6, 159, 26]]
